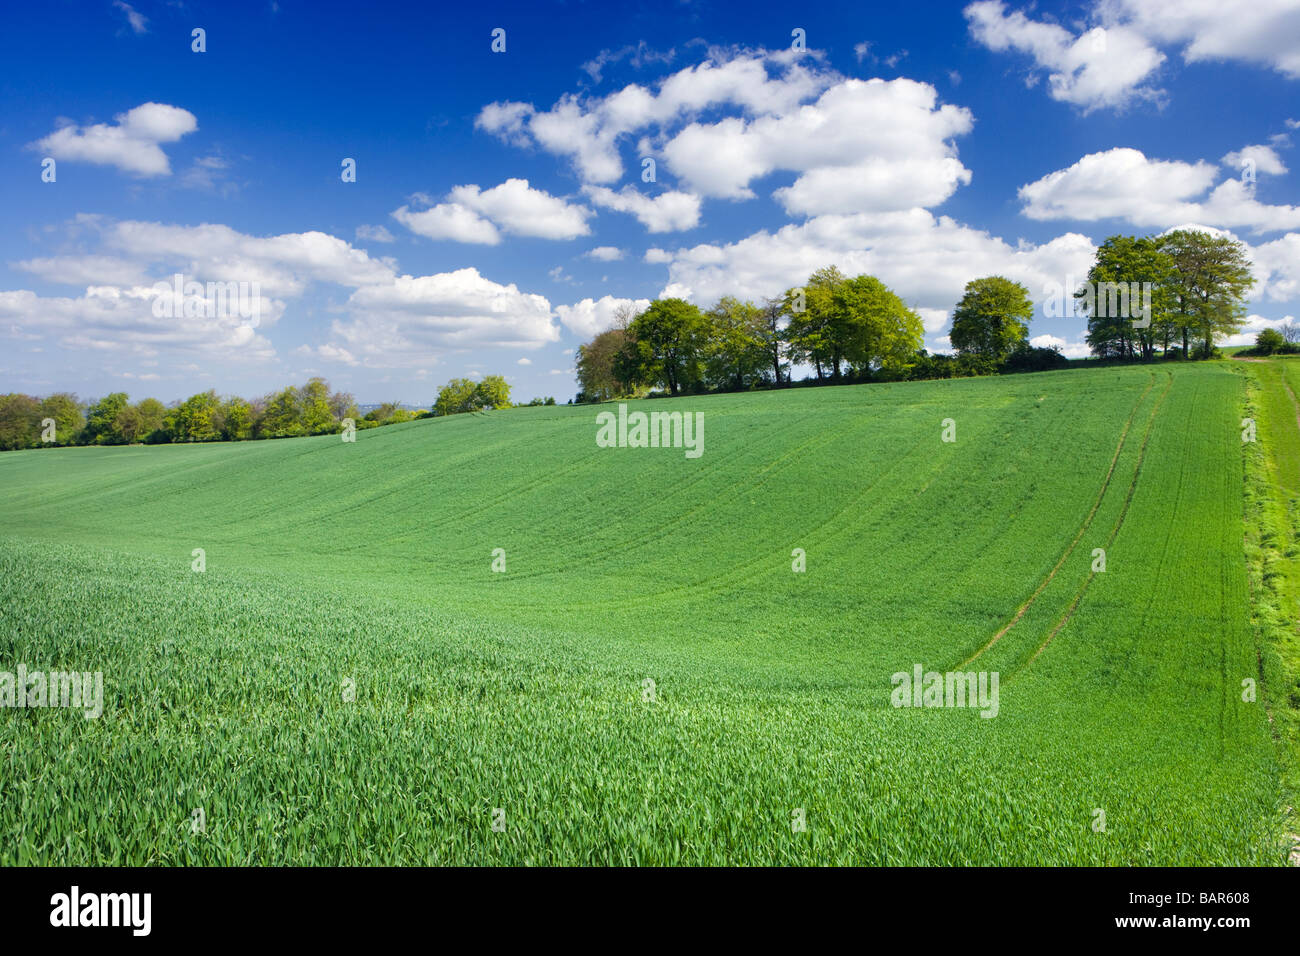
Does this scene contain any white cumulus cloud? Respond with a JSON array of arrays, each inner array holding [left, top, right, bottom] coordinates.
[[647, 209, 1097, 321], [1019, 147, 1300, 233], [325, 269, 560, 367], [392, 179, 591, 243], [35, 102, 197, 177], [1101, 0, 1300, 79], [1222, 144, 1288, 176], [969, 0, 1300, 111], [477, 51, 974, 220], [554, 295, 651, 338], [581, 185, 702, 232], [965, 1, 1166, 111], [355, 224, 396, 243]]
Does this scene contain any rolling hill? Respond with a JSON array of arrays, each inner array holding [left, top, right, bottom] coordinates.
[[0, 360, 1295, 864]]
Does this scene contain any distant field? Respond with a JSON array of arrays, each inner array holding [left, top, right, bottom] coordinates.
[[0, 362, 1294, 864]]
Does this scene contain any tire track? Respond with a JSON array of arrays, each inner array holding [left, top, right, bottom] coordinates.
[[1018, 369, 1174, 670], [953, 372, 1157, 670]]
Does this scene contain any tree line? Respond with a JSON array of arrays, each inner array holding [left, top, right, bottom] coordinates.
[[576, 234, 1264, 402], [1079, 229, 1255, 360], [0, 374, 525, 451], [3, 235, 1264, 449], [1245, 323, 1300, 356], [576, 266, 1067, 402]]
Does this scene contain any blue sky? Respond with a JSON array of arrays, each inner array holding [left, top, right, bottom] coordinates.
[[2, 0, 1298, 404]]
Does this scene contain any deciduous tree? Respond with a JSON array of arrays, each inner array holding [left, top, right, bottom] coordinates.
[[625, 298, 710, 396], [951, 276, 1034, 364], [1159, 229, 1254, 358]]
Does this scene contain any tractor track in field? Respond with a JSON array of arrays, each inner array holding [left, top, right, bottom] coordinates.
[[540, 393, 1075, 612], [527, 411, 860, 572], [485, 391, 1020, 599], [522, 395, 1034, 610], [429, 408, 862, 585], [1281, 366, 1300, 437], [1241, 354, 1300, 435], [528, 422, 943, 608], [953, 372, 1158, 670], [541, 377, 1164, 626], [328, 406, 847, 571], [1017, 369, 1174, 671]]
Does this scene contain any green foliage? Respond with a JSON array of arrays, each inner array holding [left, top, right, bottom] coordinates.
[[902, 350, 999, 380], [704, 296, 769, 391], [167, 391, 222, 443], [1073, 231, 1254, 360], [252, 379, 347, 439], [1255, 328, 1285, 355], [784, 265, 845, 379], [257, 386, 305, 439], [84, 393, 130, 445], [475, 375, 511, 410], [577, 328, 634, 402], [114, 399, 158, 444], [0, 378, 389, 452], [1159, 229, 1255, 356], [220, 397, 254, 441], [951, 276, 1034, 363], [574, 266, 930, 398], [434, 375, 512, 416], [833, 273, 925, 373], [783, 267, 923, 379], [1002, 343, 1071, 373], [0, 394, 42, 450], [298, 378, 335, 435], [1075, 236, 1177, 360], [39, 393, 84, 446], [434, 379, 479, 416], [625, 298, 711, 395]]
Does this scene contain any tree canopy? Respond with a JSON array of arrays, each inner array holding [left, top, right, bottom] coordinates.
[[623, 298, 711, 396], [1158, 229, 1254, 358], [434, 375, 512, 416], [951, 276, 1034, 363]]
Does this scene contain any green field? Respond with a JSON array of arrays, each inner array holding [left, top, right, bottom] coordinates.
[[1, 361, 1296, 864]]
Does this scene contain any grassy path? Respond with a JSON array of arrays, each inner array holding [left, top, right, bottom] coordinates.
[[1235, 357, 1300, 860]]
